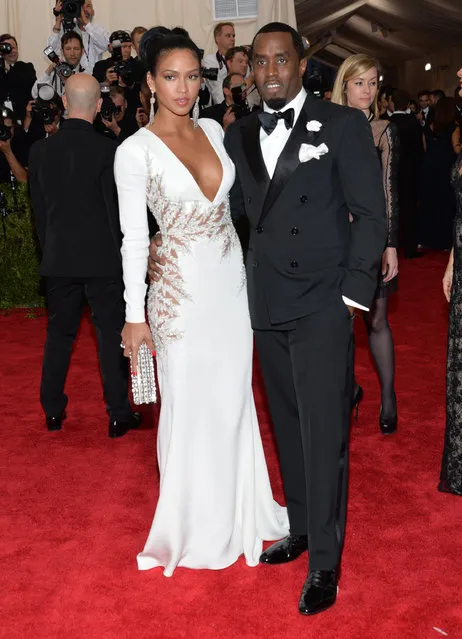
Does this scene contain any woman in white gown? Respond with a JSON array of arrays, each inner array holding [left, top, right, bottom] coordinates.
[[114, 27, 288, 577]]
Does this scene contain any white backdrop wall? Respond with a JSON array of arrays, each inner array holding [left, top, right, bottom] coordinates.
[[0, 0, 296, 75]]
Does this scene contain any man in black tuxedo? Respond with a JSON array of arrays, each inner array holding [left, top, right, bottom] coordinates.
[[29, 73, 140, 438], [0, 34, 36, 123], [224, 23, 386, 614], [390, 89, 424, 258], [149, 23, 385, 615]]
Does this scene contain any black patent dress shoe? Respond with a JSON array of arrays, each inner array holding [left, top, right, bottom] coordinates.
[[108, 411, 142, 438], [298, 568, 338, 616], [46, 413, 66, 431], [259, 533, 308, 564]]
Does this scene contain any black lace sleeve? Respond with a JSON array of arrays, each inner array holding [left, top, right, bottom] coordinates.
[[379, 122, 400, 248]]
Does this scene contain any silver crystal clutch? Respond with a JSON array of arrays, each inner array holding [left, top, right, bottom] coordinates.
[[130, 343, 157, 404]]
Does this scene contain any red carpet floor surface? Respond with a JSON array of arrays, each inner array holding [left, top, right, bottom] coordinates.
[[1, 252, 462, 639]]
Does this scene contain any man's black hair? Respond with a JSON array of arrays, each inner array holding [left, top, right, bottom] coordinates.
[[250, 22, 305, 60]]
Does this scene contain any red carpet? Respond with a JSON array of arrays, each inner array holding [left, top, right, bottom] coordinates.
[[1, 252, 462, 639]]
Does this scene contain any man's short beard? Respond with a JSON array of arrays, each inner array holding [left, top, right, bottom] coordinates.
[[265, 98, 287, 111]]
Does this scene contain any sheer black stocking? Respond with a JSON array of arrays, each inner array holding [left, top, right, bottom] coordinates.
[[361, 297, 396, 417]]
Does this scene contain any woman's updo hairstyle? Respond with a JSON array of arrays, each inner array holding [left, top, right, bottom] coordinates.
[[140, 26, 203, 75]]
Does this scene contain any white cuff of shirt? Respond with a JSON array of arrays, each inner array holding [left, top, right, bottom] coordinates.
[[342, 296, 369, 312]]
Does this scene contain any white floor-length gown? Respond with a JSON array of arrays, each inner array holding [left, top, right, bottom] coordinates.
[[114, 118, 288, 577]]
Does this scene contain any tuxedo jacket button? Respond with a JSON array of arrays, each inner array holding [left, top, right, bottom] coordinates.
[[300, 195, 308, 203], [291, 260, 299, 268], [252, 261, 259, 268], [247, 196, 252, 203], [256, 226, 263, 233], [291, 227, 299, 235]]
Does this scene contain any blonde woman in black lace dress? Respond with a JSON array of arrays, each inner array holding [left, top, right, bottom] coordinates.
[[332, 54, 399, 434], [439, 67, 462, 496]]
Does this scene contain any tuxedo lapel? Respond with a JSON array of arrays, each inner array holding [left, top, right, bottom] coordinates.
[[258, 105, 309, 225], [240, 115, 270, 190]]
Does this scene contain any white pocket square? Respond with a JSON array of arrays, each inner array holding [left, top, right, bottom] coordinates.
[[299, 142, 329, 163], [306, 120, 323, 132]]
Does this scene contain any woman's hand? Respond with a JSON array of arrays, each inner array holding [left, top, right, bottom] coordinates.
[[121, 322, 154, 374], [443, 249, 454, 303], [382, 247, 399, 283], [148, 233, 166, 282]]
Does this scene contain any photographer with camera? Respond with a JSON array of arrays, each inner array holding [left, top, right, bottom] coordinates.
[[23, 90, 65, 145], [202, 22, 235, 105], [47, 0, 109, 74], [200, 73, 248, 131], [32, 32, 85, 99], [93, 31, 135, 85], [94, 85, 137, 142], [0, 107, 28, 184], [0, 34, 36, 123], [225, 46, 260, 110]]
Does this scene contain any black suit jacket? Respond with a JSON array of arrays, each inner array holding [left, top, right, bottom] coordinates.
[[0, 61, 36, 122], [224, 93, 387, 329], [28, 119, 122, 278], [200, 101, 228, 126]]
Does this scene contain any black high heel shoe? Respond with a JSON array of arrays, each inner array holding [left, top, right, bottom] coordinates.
[[351, 385, 364, 422], [379, 393, 397, 435]]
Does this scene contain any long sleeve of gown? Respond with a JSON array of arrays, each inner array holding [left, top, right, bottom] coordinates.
[[114, 138, 150, 323], [379, 122, 400, 248]]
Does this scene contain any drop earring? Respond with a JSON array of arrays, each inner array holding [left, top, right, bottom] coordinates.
[[193, 96, 200, 128], [149, 90, 155, 125]]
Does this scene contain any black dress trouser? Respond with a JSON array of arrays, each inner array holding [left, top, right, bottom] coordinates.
[[40, 276, 131, 422], [254, 299, 354, 571]]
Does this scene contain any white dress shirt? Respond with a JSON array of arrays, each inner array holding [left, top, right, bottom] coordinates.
[[46, 23, 109, 74], [203, 52, 228, 105], [259, 88, 367, 311]]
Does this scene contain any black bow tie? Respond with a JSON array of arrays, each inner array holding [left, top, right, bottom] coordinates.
[[258, 108, 295, 135]]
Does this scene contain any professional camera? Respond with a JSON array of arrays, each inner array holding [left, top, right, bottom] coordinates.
[[43, 46, 75, 80], [229, 85, 250, 119], [100, 85, 121, 121], [54, 0, 85, 31], [0, 42, 12, 56], [197, 49, 219, 82], [0, 107, 13, 142], [32, 84, 59, 125], [109, 32, 137, 86]]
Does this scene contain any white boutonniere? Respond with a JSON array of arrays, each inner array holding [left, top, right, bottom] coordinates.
[[306, 120, 323, 132], [299, 142, 329, 163]]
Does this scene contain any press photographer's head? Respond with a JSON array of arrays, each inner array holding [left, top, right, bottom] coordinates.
[[214, 22, 235, 56], [140, 27, 202, 120], [106, 86, 127, 123], [226, 46, 249, 78], [131, 27, 147, 57], [61, 31, 84, 68], [223, 74, 249, 118], [109, 31, 132, 62], [0, 34, 19, 66], [32, 85, 64, 134]]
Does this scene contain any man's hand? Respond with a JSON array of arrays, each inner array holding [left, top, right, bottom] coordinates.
[[382, 247, 399, 283], [102, 115, 121, 136], [148, 234, 166, 282], [443, 249, 454, 303], [0, 138, 12, 155], [79, 4, 89, 28], [46, 61, 57, 75], [222, 106, 236, 131], [136, 107, 148, 128], [121, 322, 154, 374], [105, 68, 118, 84], [53, 0, 63, 29]]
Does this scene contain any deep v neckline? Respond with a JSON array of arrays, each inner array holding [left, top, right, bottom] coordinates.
[[144, 121, 225, 205]]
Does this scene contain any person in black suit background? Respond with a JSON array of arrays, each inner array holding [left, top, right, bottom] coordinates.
[[28, 73, 140, 438], [0, 34, 36, 123], [149, 22, 386, 615], [200, 73, 246, 129], [390, 89, 424, 258]]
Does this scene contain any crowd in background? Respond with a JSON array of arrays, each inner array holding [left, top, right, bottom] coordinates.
[[1, 0, 462, 255]]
